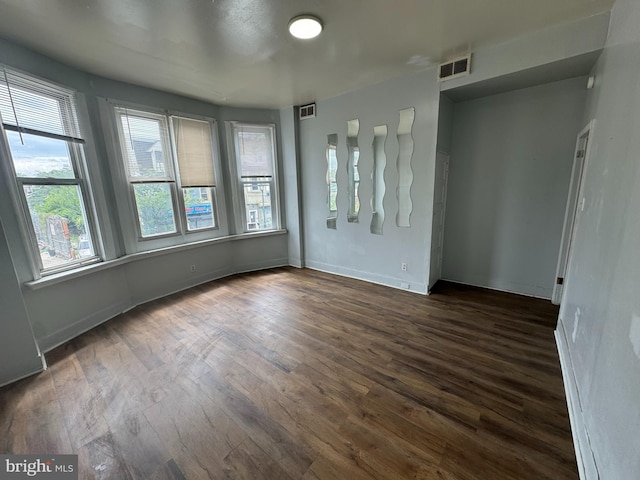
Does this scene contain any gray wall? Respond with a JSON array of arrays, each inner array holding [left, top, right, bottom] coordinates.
[[0, 217, 42, 386], [441, 12, 609, 93], [283, 11, 608, 296], [557, 0, 640, 477], [0, 38, 291, 369], [442, 77, 587, 298], [298, 69, 440, 294], [279, 106, 304, 267], [2, 25, 631, 473], [436, 94, 454, 154]]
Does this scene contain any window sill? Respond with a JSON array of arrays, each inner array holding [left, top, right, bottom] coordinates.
[[25, 229, 287, 290]]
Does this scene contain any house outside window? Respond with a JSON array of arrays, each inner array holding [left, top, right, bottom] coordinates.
[[113, 107, 220, 239], [230, 122, 279, 232], [0, 67, 99, 276]]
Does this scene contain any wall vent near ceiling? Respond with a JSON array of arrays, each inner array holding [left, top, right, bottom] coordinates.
[[438, 54, 471, 82], [299, 103, 316, 120]]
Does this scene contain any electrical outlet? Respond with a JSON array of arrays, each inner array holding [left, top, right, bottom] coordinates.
[[190, 265, 196, 272], [401, 262, 408, 271]]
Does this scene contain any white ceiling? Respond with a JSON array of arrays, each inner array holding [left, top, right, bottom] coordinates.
[[0, 0, 614, 108]]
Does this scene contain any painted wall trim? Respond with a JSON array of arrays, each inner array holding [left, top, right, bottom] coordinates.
[[235, 257, 290, 274], [440, 277, 552, 300], [555, 318, 599, 480], [306, 260, 428, 295], [127, 264, 237, 306], [38, 300, 131, 353], [0, 364, 45, 389], [288, 256, 303, 268], [39, 257, 290, 353], [25, 229, 288, 290]]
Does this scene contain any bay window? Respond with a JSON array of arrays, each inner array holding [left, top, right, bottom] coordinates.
[[113, 107, 220, 241]]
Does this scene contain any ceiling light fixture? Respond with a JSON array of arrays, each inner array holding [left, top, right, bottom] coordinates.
[[288, 15, 323, 39]]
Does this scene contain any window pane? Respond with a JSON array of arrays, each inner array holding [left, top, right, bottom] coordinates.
[[243, 181, 271, 230], [329, 183, 338, 214], [118, 110, 171, 179], [354, 149, 360, 214], [22, 184, 95, 270], [172, 117, 215, 187], [0, 80, 78, 137], [235, 125, 274, 178], [328, 146, 338, 215], [184, 187, 215, 231], [132, 183, 177, 237], [7, 131, 74, 178]]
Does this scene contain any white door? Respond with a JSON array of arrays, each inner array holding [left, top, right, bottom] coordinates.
[[429, 151, 449, 290], [552, 121, 593, 305]]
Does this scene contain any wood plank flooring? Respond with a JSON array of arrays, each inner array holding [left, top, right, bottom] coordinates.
[[0, 267, 577, 479]]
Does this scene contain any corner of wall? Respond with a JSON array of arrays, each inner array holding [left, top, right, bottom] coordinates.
[[441, 12, 610, 92], [555, 318, 599, 480], [279, 106, 305, 267]]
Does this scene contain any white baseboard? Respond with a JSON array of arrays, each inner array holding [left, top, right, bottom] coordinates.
[[440, 276, 552, 299], [288, 256, 304, 268], [555, 318, 599, 480], [38, 259, 291, 354], [38, 300, 131, 353], [0, 364, 45, 388], [305, 260, 428, 295], [234, 257, 290, 275]]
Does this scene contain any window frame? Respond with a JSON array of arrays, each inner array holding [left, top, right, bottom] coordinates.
[[327, 142, 338, 221], [228, 122, 281, 234], [0, 67, 102, 278], [105, 100, 227, 252], [170, 115, 221, 234], [114, 107, 181, 241]]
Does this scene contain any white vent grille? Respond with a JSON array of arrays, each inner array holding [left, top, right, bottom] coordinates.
[[299, 103, 316, 120], [438, 54, 471, 82]]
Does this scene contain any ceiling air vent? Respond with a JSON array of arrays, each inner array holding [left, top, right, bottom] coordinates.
[[299, 103, 316, 120], [438, 54, 471, 82]]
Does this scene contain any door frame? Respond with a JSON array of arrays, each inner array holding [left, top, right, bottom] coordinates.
[[429, 150, 450, 291], [552, 120, 594, 305]]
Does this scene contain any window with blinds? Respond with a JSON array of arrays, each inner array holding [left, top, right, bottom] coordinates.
[[113, 106, 219, 238], [231, 123, 278, 232], [116, 109, 172, 180], [235, 124, 274, 179], [0, 66, 99, 276], [172, 116, 216, 187], [0, 68, 82, 141]]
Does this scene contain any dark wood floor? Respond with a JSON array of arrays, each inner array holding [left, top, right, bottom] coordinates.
[[0, 268, 577, 479]]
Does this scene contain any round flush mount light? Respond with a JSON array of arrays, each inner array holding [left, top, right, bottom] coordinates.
[[288, 15, 323, 39]]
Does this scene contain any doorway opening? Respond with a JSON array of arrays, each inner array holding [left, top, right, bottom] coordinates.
[[552, 120, 594, 305]]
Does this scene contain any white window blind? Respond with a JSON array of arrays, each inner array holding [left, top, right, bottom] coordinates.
[[115, 107, 171, 180], [234, 124, 274, 178], [172, 116, 215, 187], [0, 66, 99, 275], [0, 66, 82, 141]]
